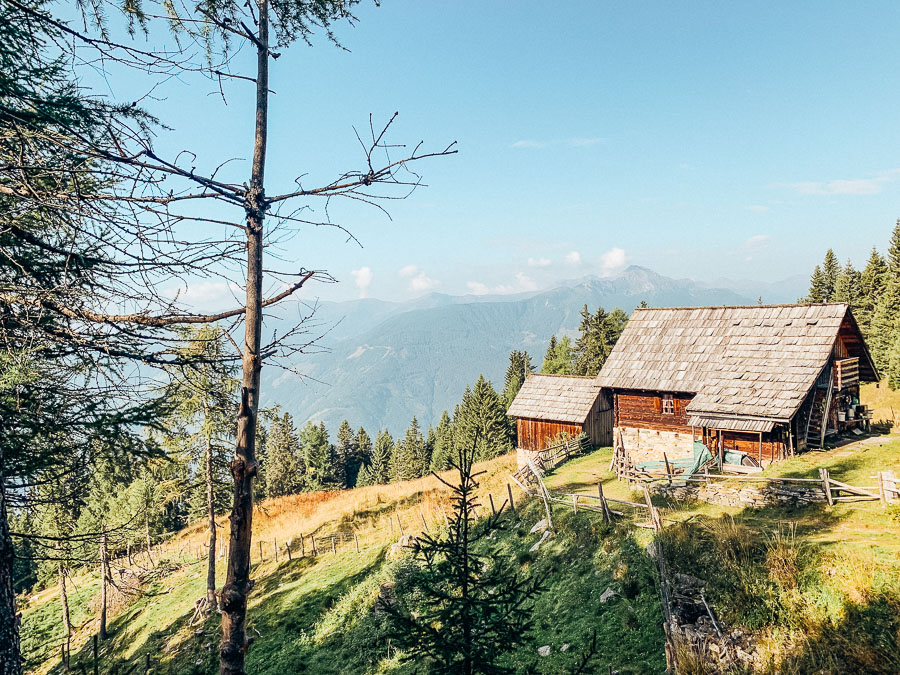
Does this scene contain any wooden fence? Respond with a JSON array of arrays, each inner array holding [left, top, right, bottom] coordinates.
[[619, 466, 899, 506]]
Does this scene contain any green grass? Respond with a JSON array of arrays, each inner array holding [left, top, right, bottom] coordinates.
[[21, 465, 666, 674]]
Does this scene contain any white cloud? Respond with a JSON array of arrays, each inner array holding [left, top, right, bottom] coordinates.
[[744, 234, 771, 248], [164, 280, 242, 309], [398, 264, 437, 292], [511, 140, 547, 149], [565, 250, 582, 265], [599, 247, 628, 277], [466, 281, 490, 295], [350, 266, 373, 298], [747, 205, 770, 213], [528, 256, 552, 268], [781, 169, 900, 196], [494, 272, 538, 295]]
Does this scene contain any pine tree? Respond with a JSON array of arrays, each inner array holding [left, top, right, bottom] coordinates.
[[859, 246, 888, 334], [870, 222, 900, 371], [806, 265, 828, 303], [822, 248, 841, 301], [393, 417, 425, 481], [430, 411, 455, 472], [366, 430, 394, 485], [423, 426, 436, 476], [540, 335, 576, 374], [301, 421, 332, 490], [335, 420, 357, 488], [889, 219, 900, 278], [887, 332, 900, 390], [456, 376, 513, 461], [263, 414, 304, 497], [380, 437, 542, 674], [573, 305, 627, 376], [353, 427, 373, 487], [832, 259, 861, 310], [500, 350, 533, 410]]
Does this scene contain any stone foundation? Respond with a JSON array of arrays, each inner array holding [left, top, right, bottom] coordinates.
[[617, 426, 694, 465], [650, 480, 826, 508]]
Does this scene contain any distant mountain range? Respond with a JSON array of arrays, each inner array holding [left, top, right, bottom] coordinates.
[[261, 266, 807, 437]]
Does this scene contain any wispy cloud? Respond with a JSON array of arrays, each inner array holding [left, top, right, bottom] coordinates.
[[599, 247, 627, 276], [510, 140, 548, 149], [398, 264, 437, 292], [527, 256, 552, 268], [351, 266, 373, 298], [466, 281, 490, 295], [744, 234, 771, 248], [567, 137, 604, 147], [469, 272, 538, 296], [746, 204, 770, 213], [780, 169, 900, 196]]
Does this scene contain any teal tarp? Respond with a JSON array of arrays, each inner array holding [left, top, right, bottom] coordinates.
[[635, 440, 714, 478]]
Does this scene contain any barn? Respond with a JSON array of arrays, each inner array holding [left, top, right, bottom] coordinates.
[[596, 303, 878, 467], [507, 373, 613, 457]]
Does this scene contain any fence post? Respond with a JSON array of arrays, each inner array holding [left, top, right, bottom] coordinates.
[[597, 482, 611, 523], [389, 515, 394, 537], [274, 539, 278, 563], [507, 483, 516, 513], [312, 535, 318, 556], [397, 515, 404, 535], [420, 512, 429, 533], [489, 494, 497, 515], [258, 541, 263, 561], [819, 468, 834, 506], [331, 537, 336, 555], [354, 533, 360, 553], [300, 533, 305, 557], [879, 471, 886, 506], [145, 652, 150, 674], [92, 635, 98, 675], [663, 452, 672, 486], [572, 494, 578, 514]]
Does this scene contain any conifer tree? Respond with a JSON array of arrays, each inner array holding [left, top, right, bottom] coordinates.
[[870, 222, 900, 370], [381, 436, 542, 674], [366, 430, 394, 485], [887, 332, 900, 390], [263, 414, 304, 497], [821, 248, 841, 301], [573, 305, 628, 376], [335, 420, 357, 488], [832, 259, 861, 311], [806, 265, 828, 303], [393, 417, 426, 481], [430, 411, 456, 472], [540, 335, 576, 374], [456, 376, 513, 461], [301, 422, 332, 490], [859, 246, 888, 334], [500, 350, 534, 409], [424, 426, 436, 476], [353, 427, 373, 487]]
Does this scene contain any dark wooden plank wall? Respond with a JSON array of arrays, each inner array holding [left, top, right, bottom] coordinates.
[[516, 418, 584, 452], [613, 390, 695, 433], [717, 430, 783, 463]]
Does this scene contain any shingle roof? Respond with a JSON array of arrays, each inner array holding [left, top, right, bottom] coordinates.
[[507, 374, 601, 424], [596, 304, 876, 422]]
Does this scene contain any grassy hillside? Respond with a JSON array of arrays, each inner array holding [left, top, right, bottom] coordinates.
[[20, 453, 665, 674]]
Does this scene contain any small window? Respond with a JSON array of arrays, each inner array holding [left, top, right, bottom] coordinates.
[[662, 394, 674, 415]]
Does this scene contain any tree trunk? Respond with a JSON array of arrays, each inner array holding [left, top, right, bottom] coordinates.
[[145, 516, 153, 567], [59, 563, 71, 638], [0, 448, 23, 675], [206, 431, 217, 608], [99, 529, 109, 640], [219, 0, 268, 671]]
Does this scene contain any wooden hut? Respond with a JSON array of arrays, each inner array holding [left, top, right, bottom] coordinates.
[[507, 374, 612, 456], [595, 303, 878, 467]]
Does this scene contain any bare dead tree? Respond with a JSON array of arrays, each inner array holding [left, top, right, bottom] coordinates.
[[2, 1, 455, 673]]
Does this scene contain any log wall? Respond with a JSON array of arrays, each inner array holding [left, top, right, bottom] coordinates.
[[516, 418, 584, 453], [614, 390, 695, 432]]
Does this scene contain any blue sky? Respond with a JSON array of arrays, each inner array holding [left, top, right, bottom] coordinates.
[[91, 1, 900, 304]]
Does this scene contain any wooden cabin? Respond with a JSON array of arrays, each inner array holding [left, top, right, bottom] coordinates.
[[507, 374, 612, 459], [595, 303, 878, 467]]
